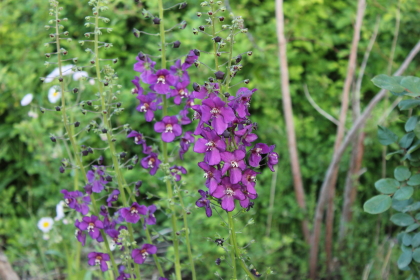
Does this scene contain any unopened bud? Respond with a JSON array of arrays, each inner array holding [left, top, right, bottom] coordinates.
[[98, 155, 104, 165], [106, 175, 112, 182], [179, 20, 187, 30], [199, 25, 205, 31], [197, 12, 202, 17], [127, 165, 133, 170], [219, 16, 225, 22], [120, 152, 126, 159], [102, 128, 108, 133], [59, 166, 65, 173], [208, 77, 214, 82], [117, 102, 121, 108], [50, 136, 56, 143], [192, 28, 198, 35], [244, 79, 250, 84], [74, 121, 80, 127], [113, 58, 118, 64], [153, 17, 161, 24], [55, 106, 61, 111], [214, 71, 225, 80], [193, 82, 201, 92], [236, 55, 242, 63], [247, 51, 253, 56], [133, 28, 140, 38], [173, 41, 181, 48], [193, 49, 200, 56], [179, 2, 187, 9], [58, 77, 63, 82], [73, 88, 79, 93]]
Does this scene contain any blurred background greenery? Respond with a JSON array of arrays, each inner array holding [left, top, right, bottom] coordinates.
[[1, 0, 420, 279]]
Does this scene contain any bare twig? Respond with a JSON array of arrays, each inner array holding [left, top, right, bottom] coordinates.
[[265, 166, 278, 237], [304, 84, 340, 126], [275, 0, 310, 243]]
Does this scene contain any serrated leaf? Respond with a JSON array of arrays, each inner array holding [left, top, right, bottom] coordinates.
[[401, 76, 420, 94], [399, 100, 420, 110], [413, 248, 420, 263], [375, 178, 399, 194], [400, 132, 415, 149], [395, 166, 411, 181], [378, 125, 398, 145], [364, 195, 392, 214], [391, 213, 415, 226], [394, 187, 414, 200], [412, 233, 420, 247], [406, 116, 419, 132], [398, 250, 413, 269], [372, 74, 407, 94]]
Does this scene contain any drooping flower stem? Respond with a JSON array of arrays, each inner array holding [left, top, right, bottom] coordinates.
[[227, 211, 255, 280], [92, 1, 141, 278], [157, 1, 183, 279]]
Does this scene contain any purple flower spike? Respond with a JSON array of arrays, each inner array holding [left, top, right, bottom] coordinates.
[[136, 92, 161, 122], [170, 81, 190, 104], [107, 189, 120, 207], [198, 161, 222, 194], [145, 69, 177, 95], [170, 165, 187, 181], [120, 202, 147, 224], [267, 145, 279, 172], [212, 177, 245, 212], [201, 96, 236, 135], [61, 189, 90, 215], [154, 116, 182, 143], [127, 130, 146, 145], [79, 215, 104, 240], [249, 143, 270, 167], [141, 153, 161, 175], [196, 190, 212, 217], [193, 129, 226, 165], [87, 252, 110, 272], [74, 219, 87, 246], [221, 150, 247, 184], [86, 167, 107, 193], [132, 244, 157, 264], [145, 205, 157, 227]]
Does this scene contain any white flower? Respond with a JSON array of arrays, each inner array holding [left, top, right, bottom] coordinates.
[[20, 93, 33, 106], [38, 217, 54, 233], [89, 79, 95, 85], [73, 71, 89, 81], [54, 201, 65, 221], [44, 65, 74, 83], [48, 86, 61, 103]]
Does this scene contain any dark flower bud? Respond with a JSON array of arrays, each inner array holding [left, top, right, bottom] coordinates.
[[138, 52, 146, 61], [117, 102, 121, 108], [55, 106, 61, 111], [236, 55, 242, 63], [193, 49, 200, 56], [59, 166, 65, 173], [81, 145, 86, 149], [214, 71, 225, 80], [179, 20, 187, 30], [58, 77, 63, 82], [102, 128, 108, 133], [250, 269, 261, 278], [73, 88, 79, 93], [82, 150, 89, 156], [113, 59, 118, 64], [223, 92, 230, 98], [244, 79, 250, 84], [103, 110, 107, 114], [64, 31, 69, 36], [208, 11, 213, 16], [74, 121, 80, 127], [120, 152, 126, 159], [104, 81, 109, 86], [111, 138, 116, 142], [135, 181, 143, 189], [193, 82, 201, 92], [179, 2, 187, 9], [219, 16, 225, 22], [133, 28, 140, 38], [90, 60, 95, 64], [213, 36, 222, 43], [81, 109, 86, 115], [173, 41, 181, 48], [176, 231, 180, 236], [61, 158, 69, 167], [105, 175, 112, 182], [199, 25, 205, 31], [197, 12, 202, 17], [132, 155, 139, 164], [50, 136, 56, 143], [87, 100, 92, 106], [216, 52, 221, 57], [87, 147, 93, 154], [194, 61, 200, 68], [252, 122, 258, 130], [40, 107, 45, 113], [215, 258, 221, 265], [204, 81, 209, 87], [98, 155, 104, 165], [127, 165, 133, 170], [153, 17, 161, 24], [247, 51, 253, 56], [222, 130, 230, 138], [192, 28, 198, 35], [208, 77, 214, 82], [45, 53, 51, 58]]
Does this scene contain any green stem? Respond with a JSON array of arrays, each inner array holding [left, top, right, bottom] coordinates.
[[145, 226, 165, 277], [210, 4, 219, 71], [227, 212, 255, 280]]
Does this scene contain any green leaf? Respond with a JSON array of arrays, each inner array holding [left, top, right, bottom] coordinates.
[[395, 166, 411, 181], [386, 150, 405, 160], [406, 116, 419, 132], [404, 233, 413, 246], [375, 178, 399, 194], [400, 132, 415, 149], [415, 122, 420, 140], [372, 74, 407, 94], [408, 141, 420, 154], [363, 195, 392, 214], [394, 187, 414, 201], [399, 100, 420, 110], [403, 201, 420, 212], [390, 213, 415, 226], [398, 250, 413, 269], [401, 76, 420, 95], [406, 223, 420, 233], [412, 233, 420, 247], [413, 248, 420, 263], [378, 125, 398, 145], [408, 174, 420, 186], [394, 199, 413, 211]]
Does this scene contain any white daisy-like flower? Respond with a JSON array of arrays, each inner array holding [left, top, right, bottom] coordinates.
[[73, 71, 89, 81], [48, 86, 61, 103], [54, 201, 65, 221], [44, 65, 74, 83], [38, 217, 54, 233], [20, 93, 34, 106]]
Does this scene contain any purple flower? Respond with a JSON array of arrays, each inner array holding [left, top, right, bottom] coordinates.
[[141, 153, 161, 175], [179, 131, 195, 159], [196, 190, 212, 217], [132, 244, 157, 264], [249, 143, 270, 167], [170, 59, 190, 82], [136, 92, 161, 122], [79, 215, 104, 239], [134, 55, 156, 82], [86, 167, 107, 193], [154, 116, 182, 143], [179, 109, 191, 125], [201, 96, 236, 135], [117, 265, 132, 280], [127, 130, 146, 145], [169, 165, 187, 181], [61, 189, 90, 215], [120, 202, 147, 224], [87, 252, 110, 272], [183, 50, 199, 69], [267, 145, 279, 172], [131, 76, 144, 95], [212, 177, 245, 212], [170, 81, 190, 104], [193, 129, 226, 165], [234, 124, 258, 146], [144, 205, 157, 227], [100, 205, 109, 217], [239, 187, 258, 209], [198, 161, 222, 194], [191, 105, 205, 135], [144, 69, 177, 95], [107, 189, 120, 207], [228, 87, 256, 118], [74, 219, 87, 246], [221, 150, 247, 184], [242, 169, 259, 194]]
